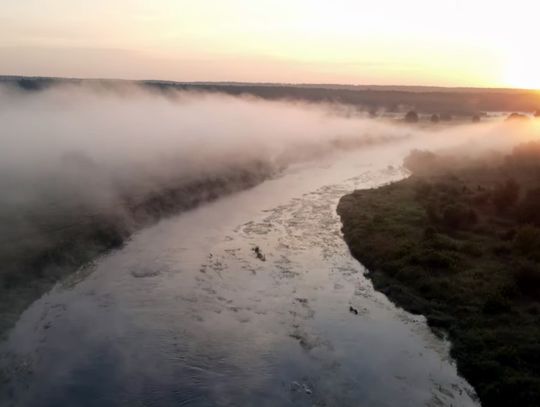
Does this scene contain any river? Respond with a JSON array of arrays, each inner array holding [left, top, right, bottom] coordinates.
[[0, 144, 479, 406]]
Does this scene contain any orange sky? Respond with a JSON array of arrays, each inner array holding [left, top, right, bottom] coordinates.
[[1, 0, 539, 88]]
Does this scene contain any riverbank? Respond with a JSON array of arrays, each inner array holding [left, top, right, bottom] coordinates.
[[0, 156, 479, 407], [0, 161, 273, 337], [338, 146, 540, 407]]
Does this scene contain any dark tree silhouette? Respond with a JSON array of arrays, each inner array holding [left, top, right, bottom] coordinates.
[[506, 112, 529, 121], [430, 114, 440, 123], [404, 110, 419, 123]]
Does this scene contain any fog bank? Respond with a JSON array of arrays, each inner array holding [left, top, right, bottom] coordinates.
[[1, 83, 538, 279]]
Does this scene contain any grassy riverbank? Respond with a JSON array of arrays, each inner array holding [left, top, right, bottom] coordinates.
[[338, 144, 540, 406]]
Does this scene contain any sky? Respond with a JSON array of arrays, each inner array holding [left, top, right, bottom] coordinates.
[[1, 0, 539, 88]]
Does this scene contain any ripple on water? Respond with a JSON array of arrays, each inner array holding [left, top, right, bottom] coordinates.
[[0, 166, 479, 407]]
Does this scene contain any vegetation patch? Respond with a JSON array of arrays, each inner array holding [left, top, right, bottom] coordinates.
[[338, 143, 540, 407]]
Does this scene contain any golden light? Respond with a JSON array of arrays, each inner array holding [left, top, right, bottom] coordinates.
[[504, 53, 540, 90], [1, 0, 540, 87]]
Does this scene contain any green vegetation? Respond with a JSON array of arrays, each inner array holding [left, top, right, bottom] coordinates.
[[338, 144, 540, 407]]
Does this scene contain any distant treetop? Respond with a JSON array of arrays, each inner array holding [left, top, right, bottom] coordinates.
[[404, 110, 419, 123], [506, 112, 530, 121]]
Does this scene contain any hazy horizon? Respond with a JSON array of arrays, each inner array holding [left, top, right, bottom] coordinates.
[[3, 75, 540, 93], [2, 0, 540, 89]]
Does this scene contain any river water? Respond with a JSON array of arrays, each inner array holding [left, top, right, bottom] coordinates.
[[0, 145, 479, 406]]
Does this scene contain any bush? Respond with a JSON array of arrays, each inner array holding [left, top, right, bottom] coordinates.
[[506, 113, 529, 121], [404, 110, 419, 123], [513, 225, 540, 255], [483, 294, 511, 314], [513, 261, 540, 297], [516, 188, 540, 225], [408, 247, 454, 269], [462, 242, 482, 256], [472, 190, 491, 206], [441, 204, 477, 230], [403, 150, 438, 174], [414, 181, 433, 200], [423, 226, 436, 239], [492, 179, 520, 212]]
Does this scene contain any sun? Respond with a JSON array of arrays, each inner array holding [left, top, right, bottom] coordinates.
[[503, 51, 540, 90]]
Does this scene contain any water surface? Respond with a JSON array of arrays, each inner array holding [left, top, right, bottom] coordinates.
[[0, 148, 479, 407]]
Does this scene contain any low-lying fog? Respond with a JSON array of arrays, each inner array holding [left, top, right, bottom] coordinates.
[[3, 82, 540, 406], [1, 82, 538, 277]]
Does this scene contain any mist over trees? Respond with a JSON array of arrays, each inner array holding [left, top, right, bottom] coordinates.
[[0, 82, 425, 334], [3, 76, 540, 118]]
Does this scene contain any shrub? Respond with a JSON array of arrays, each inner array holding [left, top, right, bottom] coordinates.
[[414, 181, 433, 200], [410, 248, 454, 269], [423, 226, 436, 239], [425, 201, 439, 223], [404, 110, 419, 123], [461, 242, 482, 256], [492, 179, 520, 212], [513, 261, 540, 297], [441, 204, 477, 230], [506, 112, 529, 121], [483, 293, 511, 314], [516, 188, 540, 225], [472, 190, 491, 206], [492, 243, 512, 257], [403, 150, 438, 174], [513, 225, 540, 255]]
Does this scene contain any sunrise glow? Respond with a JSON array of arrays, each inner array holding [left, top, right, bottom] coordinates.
[[1, 0, 540, 88]]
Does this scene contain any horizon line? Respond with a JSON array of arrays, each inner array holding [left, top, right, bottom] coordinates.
[[1, 74, 539, 93]]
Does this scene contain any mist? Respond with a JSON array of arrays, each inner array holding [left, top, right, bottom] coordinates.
[[0, 82, 408, 236], [1, 82, 538, 289]]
